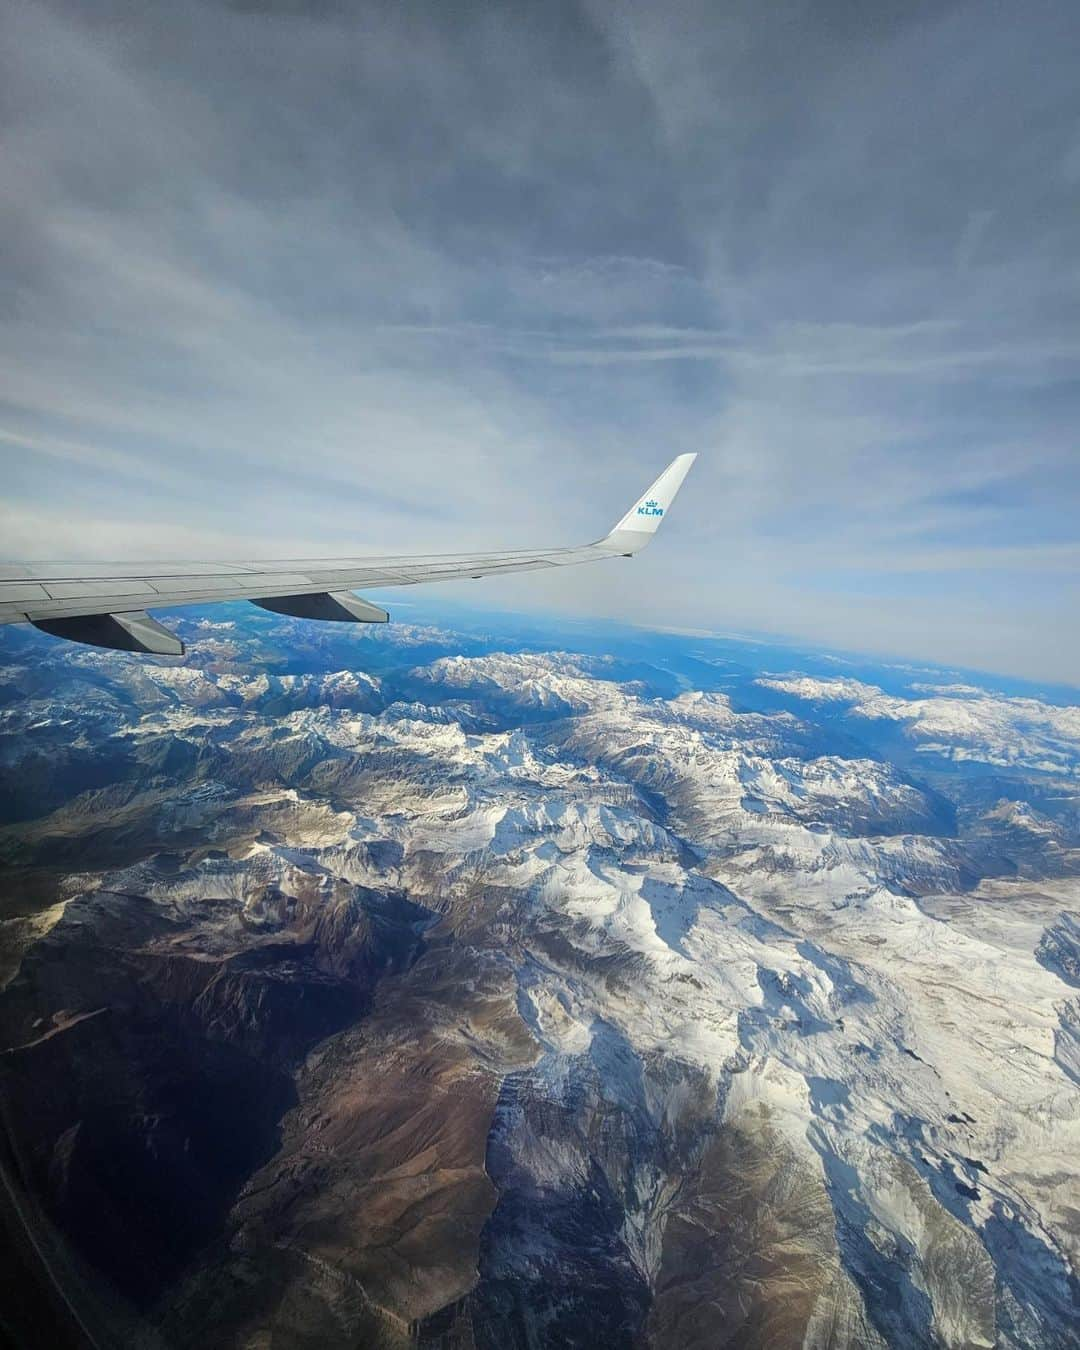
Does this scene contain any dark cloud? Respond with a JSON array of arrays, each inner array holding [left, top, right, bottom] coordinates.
[[1, 0, 1077, 679]]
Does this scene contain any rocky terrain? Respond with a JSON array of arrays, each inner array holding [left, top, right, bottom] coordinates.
[[0, 610, 1078, 1348]]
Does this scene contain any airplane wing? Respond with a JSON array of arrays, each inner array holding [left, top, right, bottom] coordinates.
[[0, 454, 697, 655]]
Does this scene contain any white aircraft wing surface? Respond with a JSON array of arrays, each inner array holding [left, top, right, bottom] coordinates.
[[0, 454, 696, 654]]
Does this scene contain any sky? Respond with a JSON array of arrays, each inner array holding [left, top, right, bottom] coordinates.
[[1, 0, 1078, 682]]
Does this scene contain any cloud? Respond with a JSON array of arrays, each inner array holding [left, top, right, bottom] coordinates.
[[0, 0, 1077, 681]]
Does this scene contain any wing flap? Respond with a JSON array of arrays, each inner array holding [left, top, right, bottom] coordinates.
[[41, 579, 159, 600]]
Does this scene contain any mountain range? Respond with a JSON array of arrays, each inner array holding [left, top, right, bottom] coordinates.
[[0, 607, 1077, 1348]]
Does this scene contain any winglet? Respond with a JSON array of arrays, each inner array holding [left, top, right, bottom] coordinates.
[[602, 453, 697, 553]]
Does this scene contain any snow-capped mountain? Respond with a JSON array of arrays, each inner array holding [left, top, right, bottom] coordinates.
[[0, 611, 1077, 1348]]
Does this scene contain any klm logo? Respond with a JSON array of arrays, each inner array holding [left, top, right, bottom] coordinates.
[[637, 499, 664, 518]]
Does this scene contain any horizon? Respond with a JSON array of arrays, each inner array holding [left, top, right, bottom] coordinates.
[[5, 588, 1079, 701]]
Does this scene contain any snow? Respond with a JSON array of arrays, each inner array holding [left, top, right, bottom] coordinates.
[[6, 635, 1079, 1343], [758, 673, 1080, 778]]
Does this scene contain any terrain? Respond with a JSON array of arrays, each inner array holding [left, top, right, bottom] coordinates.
[[0, 607, 1077, 1348]]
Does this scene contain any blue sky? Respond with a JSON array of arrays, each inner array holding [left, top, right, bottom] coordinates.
[[1, 0, 1078, 680]]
